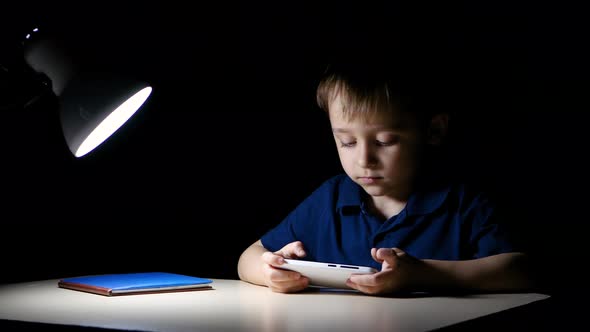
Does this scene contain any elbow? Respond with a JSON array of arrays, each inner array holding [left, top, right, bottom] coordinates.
[[493, 252, 538, 292], [237, 253, 247, 281]]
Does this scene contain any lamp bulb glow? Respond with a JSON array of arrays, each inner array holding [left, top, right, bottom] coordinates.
[[75, 86, 152, 157]]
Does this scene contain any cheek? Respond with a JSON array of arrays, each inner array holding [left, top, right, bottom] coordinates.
[[336, 149, 350, 162], [336, 149, 355, 169], [378, 148, 405, 168], [385, 148, 418, 173]]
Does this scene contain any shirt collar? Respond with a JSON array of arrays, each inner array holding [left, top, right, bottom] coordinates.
[[336, 174, 451, 216], [405, 183, 451, 216], [336, 176, 364, 211]]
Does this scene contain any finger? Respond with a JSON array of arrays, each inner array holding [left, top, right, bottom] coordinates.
[[266, 266, 303, 282], [371, 247, 395, 266], [376, 248, 399, 270], [262, 252, 285, 266], [268, 243, 305, 262], [371, 248, 380, 262], [392, 247, 406, 256], [295, 246, 307, 258], [346, 278, 379, 295], [275, 241, 307, 259], [348, 272, 378, 287], [269, 277, 309, 293]]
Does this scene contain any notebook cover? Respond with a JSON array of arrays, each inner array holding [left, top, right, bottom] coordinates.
[[58, 272, 213, 296]]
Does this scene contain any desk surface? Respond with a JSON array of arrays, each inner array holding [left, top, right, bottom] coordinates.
[[0, 278, 549, 332]]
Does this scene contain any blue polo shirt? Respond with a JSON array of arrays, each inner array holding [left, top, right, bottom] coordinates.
[[261, 173, 520, 271]]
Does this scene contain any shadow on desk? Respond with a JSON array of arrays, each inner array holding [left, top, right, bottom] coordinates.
[[0, 320, 137, 331], [436, 291, 581, 331]]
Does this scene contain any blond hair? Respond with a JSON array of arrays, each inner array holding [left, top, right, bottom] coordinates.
[[316, 61, 441, 127]]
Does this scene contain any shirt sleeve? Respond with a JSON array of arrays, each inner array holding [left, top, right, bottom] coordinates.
[[260, 177, 338, 256], [467, 191, 525, 258], [260, 206, 301, 253]]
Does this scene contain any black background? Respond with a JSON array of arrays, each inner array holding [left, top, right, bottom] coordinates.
[[1, 0, 588, 300]]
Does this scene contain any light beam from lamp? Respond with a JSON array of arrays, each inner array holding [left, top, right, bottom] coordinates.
[[73, 86, 152, 158], [58, 71, 152, 158], [23, 26, 152, 158]]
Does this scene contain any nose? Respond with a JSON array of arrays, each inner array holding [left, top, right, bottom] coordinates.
[[357, 142, 378, 168]]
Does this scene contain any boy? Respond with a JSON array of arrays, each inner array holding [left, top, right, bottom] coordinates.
[[237, 60, 534, 295]]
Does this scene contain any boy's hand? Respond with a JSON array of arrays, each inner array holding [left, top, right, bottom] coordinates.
[[260, 241, 309, 293], [346, 247, 422, 295]]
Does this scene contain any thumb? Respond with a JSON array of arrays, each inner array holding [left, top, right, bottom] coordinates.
[[375, 248, 399, 271], [262, 251, 285, 266], [290, 241, 307, 258], [276, 241, 307, 259]]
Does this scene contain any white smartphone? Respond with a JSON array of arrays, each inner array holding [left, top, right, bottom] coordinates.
[[278, 259, 378, 289]]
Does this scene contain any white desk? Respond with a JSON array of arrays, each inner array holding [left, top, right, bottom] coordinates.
[[0, 278, 549, 332]]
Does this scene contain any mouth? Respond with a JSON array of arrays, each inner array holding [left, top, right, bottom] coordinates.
[[357, 176, 382, 184]]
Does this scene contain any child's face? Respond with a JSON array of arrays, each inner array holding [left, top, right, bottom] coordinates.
[[328, 94, 426, 198]]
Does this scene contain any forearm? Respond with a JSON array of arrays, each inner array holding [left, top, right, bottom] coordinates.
[[237, 240, 269, 286], [417, 252, 535, 292]]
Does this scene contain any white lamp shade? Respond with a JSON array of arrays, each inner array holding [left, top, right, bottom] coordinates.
[[59, 72, 152, 157], [23, 27, 153, 158]]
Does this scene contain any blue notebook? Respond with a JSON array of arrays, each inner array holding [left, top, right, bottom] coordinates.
[[58, 272, 213, 296]]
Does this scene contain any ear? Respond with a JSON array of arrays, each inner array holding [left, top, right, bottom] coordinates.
[[427, 113, 449, 146]]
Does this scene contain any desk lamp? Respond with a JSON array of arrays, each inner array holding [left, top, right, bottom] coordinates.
[[21, 26, 152, 158]]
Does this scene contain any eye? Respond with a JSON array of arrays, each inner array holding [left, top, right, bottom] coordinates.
[[376, 136, 400, 146], [339, 141, 356, 148]]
